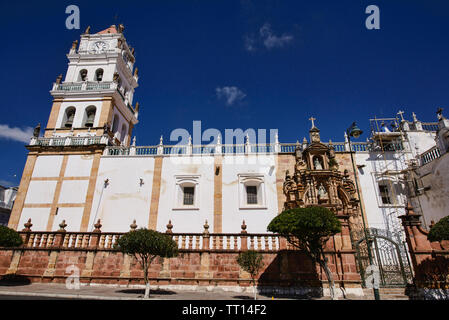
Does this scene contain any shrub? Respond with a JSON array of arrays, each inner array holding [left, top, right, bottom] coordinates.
[[0, 226, 23, 248], [428, 216, 449, 242]]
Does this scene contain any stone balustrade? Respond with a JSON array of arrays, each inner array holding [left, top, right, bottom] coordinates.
[[420, 146, 441, 166], [105, 141, 371, 157], [29, 135, 108, 148]]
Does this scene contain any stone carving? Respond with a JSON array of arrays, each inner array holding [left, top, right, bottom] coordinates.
[[33, 123, 41, 138], [314, 157, 323, 170]]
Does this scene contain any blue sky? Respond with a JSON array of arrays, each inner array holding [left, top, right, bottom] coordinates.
[[0, 0, 448, 187]]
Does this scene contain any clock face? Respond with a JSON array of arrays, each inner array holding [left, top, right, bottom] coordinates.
[[92, 41, 107, 54]]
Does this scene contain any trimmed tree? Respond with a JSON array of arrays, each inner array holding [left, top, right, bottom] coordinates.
[[267, 206, 342, 299], [0, 226, 23, 248], [115, 228, 178, 299], [237, 250, 264, 300], [428, 216, 449, 242]]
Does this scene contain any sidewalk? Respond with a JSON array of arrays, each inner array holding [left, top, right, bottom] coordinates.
[[0, 282, 409, 300], [0, 283, 296, 300]]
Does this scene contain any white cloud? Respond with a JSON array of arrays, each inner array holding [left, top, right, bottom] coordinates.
[[216, 86, 247, 106], [260, 23, 293, 49], [244, 23, 294, 51], [0, 124, 33, 143]]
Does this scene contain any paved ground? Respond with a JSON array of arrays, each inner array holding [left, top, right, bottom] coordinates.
[[0, 283, 409, 300]]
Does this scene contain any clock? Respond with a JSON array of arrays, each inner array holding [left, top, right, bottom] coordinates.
[[91, 41, 107, 54]]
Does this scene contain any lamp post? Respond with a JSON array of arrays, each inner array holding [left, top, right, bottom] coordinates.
[[346, 122, 381, 300]]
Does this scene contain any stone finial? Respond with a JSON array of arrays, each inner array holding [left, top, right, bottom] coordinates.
[[135, 102, 140, 112], [71, 40, 78, 50], [130, 220, 137, 231], [159, 135, 163, 146], [93, 219, 102, 233], [22, 219, 33, 232], [412, 112, 418, 122], [132, 136, 136, 146], [55, 74, 63, 84], [241, 220, 247, 234], [134, 67, 139, 77], [58, 220, 67, 232], [203, 220, 210, 234], [437, 107, 444, 120], [33, 123, 41, 138], [84, 26, 91, 34], [118, 24, 125, 33], [166, 220, 173, 234], [130, 47, 135, 55]]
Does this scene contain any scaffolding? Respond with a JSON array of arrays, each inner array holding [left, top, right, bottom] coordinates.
[[368, 115, 419, 240]]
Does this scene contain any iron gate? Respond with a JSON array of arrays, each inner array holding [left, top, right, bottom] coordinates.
[[354, 228, 413, 287]]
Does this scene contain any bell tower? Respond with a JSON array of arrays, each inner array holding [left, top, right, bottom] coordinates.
[[44, 24, 140, 147]]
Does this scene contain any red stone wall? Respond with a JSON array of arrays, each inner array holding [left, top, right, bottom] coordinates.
[[0, 247, 361, 290]]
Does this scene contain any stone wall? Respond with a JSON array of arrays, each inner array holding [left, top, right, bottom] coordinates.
[[0, 220, 363, 297]]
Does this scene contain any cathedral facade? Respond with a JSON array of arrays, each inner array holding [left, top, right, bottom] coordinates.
[[8, 25, 443, 263]]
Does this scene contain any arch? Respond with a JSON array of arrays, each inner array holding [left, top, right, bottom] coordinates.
[[62, 107, 76, 128], [120, 123, 128, 144], [95, 68, 104, 81], [111, 114, 120, 133], [83, 106, 96, 128], [337, 186, 350, 206], [312, 155, 324, 170], [78, 69, 88, 82]]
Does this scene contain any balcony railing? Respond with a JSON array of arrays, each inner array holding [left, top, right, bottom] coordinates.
[[420, 146, 441, 165], [104, 141, 371, 157], [53, 81, 115, 92], [30, 135, 107, 147]]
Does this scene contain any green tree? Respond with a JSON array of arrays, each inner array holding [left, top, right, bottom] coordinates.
[[428, 216, 449, 242], [237, 250, 264, 300], [115, 228, 178, 299], [267, 206, 342, 299], [0, 226, 23, 248]]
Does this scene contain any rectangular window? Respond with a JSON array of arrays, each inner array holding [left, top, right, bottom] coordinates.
[[246, 186, 258, 205], [183, 187, 195, 205], [379, 185, 391, 204]]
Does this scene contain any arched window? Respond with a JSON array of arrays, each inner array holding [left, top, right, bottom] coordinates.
[[120, 124, 128, 144], [63, 107, 76, 128], [83, 106, 96, 128], [79, 69, 88, 82], [112, 114, 119, 133], [95, 69, 104, 81]]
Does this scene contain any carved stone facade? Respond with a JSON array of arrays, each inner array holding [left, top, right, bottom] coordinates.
[[282, 125, 363, 240]]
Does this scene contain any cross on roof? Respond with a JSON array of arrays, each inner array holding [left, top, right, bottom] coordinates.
[[309, 116, 316, 128], [397, 110, 405, 121]]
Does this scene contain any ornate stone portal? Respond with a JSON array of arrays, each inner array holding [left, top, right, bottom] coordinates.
[[283, 124, 360, 216], [281, 122, 364, 289]]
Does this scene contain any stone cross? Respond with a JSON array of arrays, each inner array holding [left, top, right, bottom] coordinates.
[[397, 110, 405, 121], [309, 117, 316, 128]]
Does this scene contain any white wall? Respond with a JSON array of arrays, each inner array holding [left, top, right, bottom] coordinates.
[[417, 153, 449, 227], [222, 155, 278, 233], [51, 207, 84, 232], [89, 157, 156, 232], [24, 181, 57, 204], [157, 156, 215, 233], [65, 154, 94, 177], [32, 155, 63, 177], [19, 208, 50, 231]]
